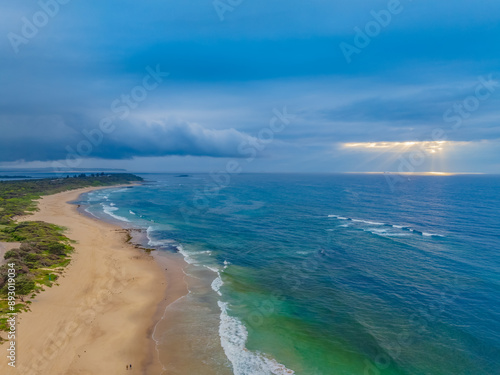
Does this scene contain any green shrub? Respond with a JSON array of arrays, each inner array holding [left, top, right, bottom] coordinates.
[[46, 242, 67, 255], [3, 250, 18, 260], [13, 274, 35, 295]]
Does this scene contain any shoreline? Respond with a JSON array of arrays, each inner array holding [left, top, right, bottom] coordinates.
[[2, 185, 188, 374]]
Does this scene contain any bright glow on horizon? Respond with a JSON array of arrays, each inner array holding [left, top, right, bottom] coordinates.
[[342, 141, 461, 154], [345, 171, 484, 176], [339, 141, 473, 174]]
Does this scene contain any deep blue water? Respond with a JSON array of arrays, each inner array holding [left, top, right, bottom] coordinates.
[[82, 173, 500, 375]]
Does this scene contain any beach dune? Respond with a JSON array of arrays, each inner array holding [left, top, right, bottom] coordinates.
[[1, 187, 170, 375]]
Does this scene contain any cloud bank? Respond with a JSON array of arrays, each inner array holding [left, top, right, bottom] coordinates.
[[0, 116, 257, 162]]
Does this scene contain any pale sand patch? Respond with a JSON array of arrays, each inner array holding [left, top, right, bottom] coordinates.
[[1, 186, 188, 374], [0, 242, 21, 266]]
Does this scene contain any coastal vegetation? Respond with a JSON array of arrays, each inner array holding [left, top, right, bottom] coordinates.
[[0, 173, 142, 337]]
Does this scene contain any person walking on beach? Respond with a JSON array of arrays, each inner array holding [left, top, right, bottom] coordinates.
[[130, 364, 132, 370], [126, 364, 128, 370]]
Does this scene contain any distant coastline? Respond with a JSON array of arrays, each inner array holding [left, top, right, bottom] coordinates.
[[0, 175, 32, 179]]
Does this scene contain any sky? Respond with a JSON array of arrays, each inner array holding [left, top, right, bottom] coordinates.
[[0, 0, 499, 173]]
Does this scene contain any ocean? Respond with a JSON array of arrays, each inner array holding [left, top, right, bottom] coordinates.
[[78, 173, 500, 375]]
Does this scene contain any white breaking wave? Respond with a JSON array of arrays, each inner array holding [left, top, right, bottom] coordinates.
[[206, 265, 220, 273], [211, 274, 223, 296], [328, 215, 348, 220], [363, 228, 410, 237], [146, 226, 175, 247], [101, 204, 130, 222], [423, 232, 444, 237], [146, 227, 220, 271], [87, 191, 109, 202], [176, 245, 219, 272], [352, 219, 384, 225], [217, 301, 295, 375], [367, 228, 388, 234], [176, 244, 196, 264], [328, 214, 444, 238]]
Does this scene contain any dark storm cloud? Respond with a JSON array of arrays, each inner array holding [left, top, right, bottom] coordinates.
[[0, 115, 255, 162]]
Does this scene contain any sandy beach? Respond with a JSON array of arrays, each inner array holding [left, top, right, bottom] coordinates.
[[1, 186, 188, 375]]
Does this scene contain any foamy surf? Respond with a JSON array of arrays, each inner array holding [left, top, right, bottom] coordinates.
[[146, 226, 176, 247], [211, 274, 223, 296], [217, 301, 294, 375], [177, 244, 197, 265], [101, 203, 130, 222]]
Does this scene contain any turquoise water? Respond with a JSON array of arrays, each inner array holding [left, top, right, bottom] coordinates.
[[81, 174, 500, 374]]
